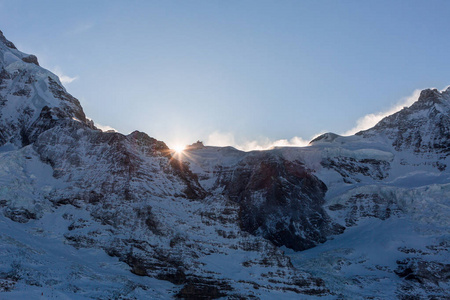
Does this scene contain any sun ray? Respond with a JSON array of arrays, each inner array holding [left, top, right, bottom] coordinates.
[[173, 144, 185, 154]]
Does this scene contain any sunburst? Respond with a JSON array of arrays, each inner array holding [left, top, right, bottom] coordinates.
[[172, 144, 186, 154]]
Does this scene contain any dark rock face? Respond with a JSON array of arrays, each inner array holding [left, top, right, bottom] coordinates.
[[175, 277, 232, 299], [395, 258, 450, 297], [395, 258, 450, 285], [46, 77, 87, 123], [321, 157, 390, 183], [219, 152, 344, 251], [3, 207, 37, 223], [328, 192, 401, 227], [0, 30, 16, 49], [21, 106, 58, 146], [21, 55, 39, 66]]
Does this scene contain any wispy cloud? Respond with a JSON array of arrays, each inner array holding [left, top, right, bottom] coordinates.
[[440, 85, 450, 92], [205, 131, 317, 151], [206, 131, 236, 147], [94, 122, 117, 132], [200, 88, 429, 151], [341, 89, 421, 136], [86, 117, 117, 132], [67, 22, 94, 35], [51, 66, 78, 84], [205, 88, 425, 150]]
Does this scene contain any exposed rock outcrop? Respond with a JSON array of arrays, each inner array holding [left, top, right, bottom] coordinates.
[[221, 152, 344, 251], [21, 55, 39, 66]]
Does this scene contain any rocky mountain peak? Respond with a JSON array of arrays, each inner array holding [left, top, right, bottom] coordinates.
[[0, 30, 91, 147], [357, 87, 450, 157], [186, 140, 205, 150], [414, 88, 450, 110], [418, 88, 440, 101], [127, 130, 170, 156], [0, 29, 17, 49], [309, 132, 341, 145]]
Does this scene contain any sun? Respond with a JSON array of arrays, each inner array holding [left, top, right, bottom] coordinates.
[[173, 145, 185, 154]]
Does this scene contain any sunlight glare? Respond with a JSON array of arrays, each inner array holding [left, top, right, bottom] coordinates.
[[173, 145, 185, 154]]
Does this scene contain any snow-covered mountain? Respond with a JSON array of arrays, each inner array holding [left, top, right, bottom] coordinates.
[[0, 30, 448, 299], [181, 88, 450, 298]]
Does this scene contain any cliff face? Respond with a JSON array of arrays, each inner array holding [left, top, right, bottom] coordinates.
[[182, 148, 344, 251]]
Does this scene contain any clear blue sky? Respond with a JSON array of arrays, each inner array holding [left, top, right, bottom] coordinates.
[[1, 0, 449, 149]]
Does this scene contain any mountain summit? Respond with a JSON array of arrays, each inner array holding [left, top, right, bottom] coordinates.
[[0, 30, 91, 148], [359, 87, 450, 156]]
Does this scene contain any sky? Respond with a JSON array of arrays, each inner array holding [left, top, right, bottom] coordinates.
[[1, 0, 449, 150]]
